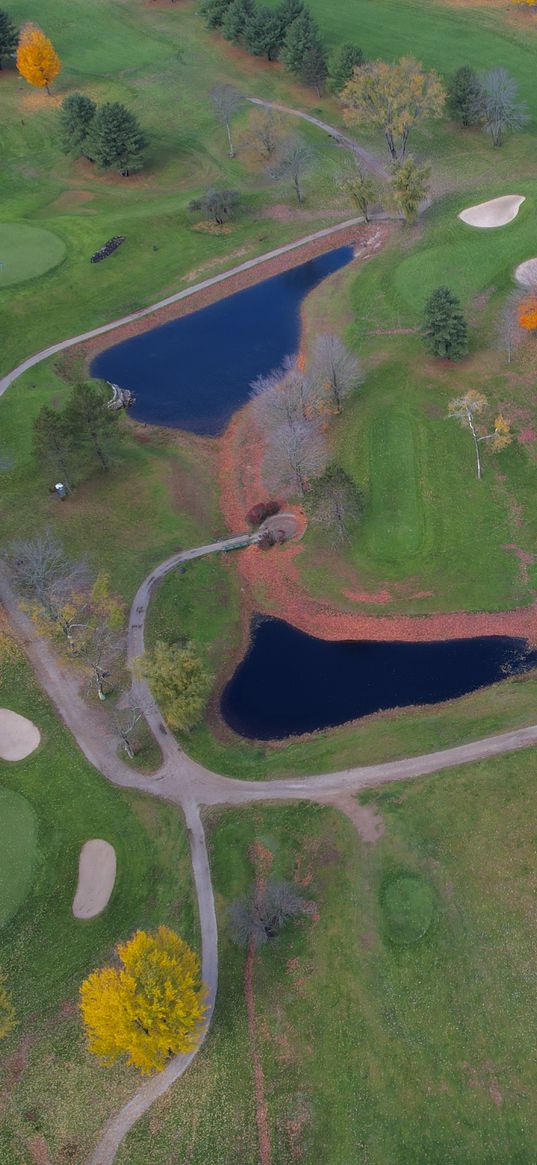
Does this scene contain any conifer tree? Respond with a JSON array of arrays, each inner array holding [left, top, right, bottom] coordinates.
[[328, 42, 363, 94], [277, 0, 303, 32], [222, 0, 254, 44], [59, 93, 97, 158], [87, 102, 146, 176], [244, 5, 285, 59], [281, 9, 324, 82], [32, 405, 75, 489], [0, 9, 18, 69], [422, 287, 468, 360], [446, 66, 482, 127], [65, 382, 118, 471], [200, 0, 234, 28]]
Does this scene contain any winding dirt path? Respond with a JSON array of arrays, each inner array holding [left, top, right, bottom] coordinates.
[[248, 97, 390, 180]]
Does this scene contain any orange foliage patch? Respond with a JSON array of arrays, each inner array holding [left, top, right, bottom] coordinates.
[[518, 295, 537, 331], [17, 24, 61, 92]]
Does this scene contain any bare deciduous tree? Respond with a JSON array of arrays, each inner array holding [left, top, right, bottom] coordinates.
[[8, 533, 91, 644], [110, 696, 146, 759], [269, 134, 316, 203], [477, 68, 528, 147], [311, 333, 364, 412], [498, 291, 523, 364], [307, 464, 363, 543], [250, 356, 319, 429], [335, 158, 377, 222], [210, 83, 243, 157], [239, 107, 284, 165], [228, 880, 310, 948], [448, 390, 512, 479], [78, 621, 125, 700], [264, 417, 328, 495]]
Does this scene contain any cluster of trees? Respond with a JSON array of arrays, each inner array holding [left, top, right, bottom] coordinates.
[[249, 335, 364, 541], [447, 65, 528, 146], [59, 93, 146, 176], [8, 532, 124, 699], [80, 927, 207, 1075], [32, 380, 118, 490], [201, 0, 362, 95]]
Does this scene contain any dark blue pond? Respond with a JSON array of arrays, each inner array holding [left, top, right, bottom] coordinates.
[[91, 246, 354, 435], [221, 618, 537, 739]]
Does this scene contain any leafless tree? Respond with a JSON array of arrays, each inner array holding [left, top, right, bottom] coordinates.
[[311, 333, 364, 412], [7, 532, 92, 648], [228, 880, 310, 948], [110, 696, 146, 759], [210, 83, 243, 157], [77, 622, 125, 700], [477, 68, 528, 147], [264, 417, 328, 495], [307, 465, 363, 543], [240, 107, 284, 165], [498, 290, 523, 364], [269, 134, 316, 203], [250, 357, 319, 430]]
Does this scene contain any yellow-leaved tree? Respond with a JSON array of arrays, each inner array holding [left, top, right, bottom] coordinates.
[[80, 927, 207, 1075], [17, 23, 60, 94], [341, 56, 445, 164]]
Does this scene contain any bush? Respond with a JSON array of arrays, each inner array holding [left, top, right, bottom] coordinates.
[[90, 236, 126, 263], [245, 499, 280, 525]]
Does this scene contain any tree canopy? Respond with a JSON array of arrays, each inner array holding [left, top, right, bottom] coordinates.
[[389, 156, 430, 223], [80, 927, 207, 1075], [59, 93, 97, 158], [446, 66, 481, 127], [16, 23, 60, 93], [87, 102, 146, 175], [328, 42, 363, 94], [341, 56, 445, 162], [422, 286, 468, 360], [135, 640, 212, 732], [0, 8, 18, 68]]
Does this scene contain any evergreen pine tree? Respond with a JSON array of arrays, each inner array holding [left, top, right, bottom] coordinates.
[[222, 0, 254, 44], [276, 0, 303, 33], [87, 103, 145, 175], [281, 9, 325, 83], [447, 66, 482, 127], [65, 382, 118, 471], [0, 8, 17, 67], [422, 287, 469, 360], [328, 43, 363, 94], [300, 40, 327, 93], [200, 0, 234, 28], [244, 5, 285, 59], [32, 406, 75, 490], [59, 93, 96, 158]]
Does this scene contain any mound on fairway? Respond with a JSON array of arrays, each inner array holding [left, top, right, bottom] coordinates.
[[0, 788, 38, 927], [0, 223, 66, 289], [514, 257, 537, 288], [458, 195, 525, 229], [72, 839, 116, 919], [0, 708, 40, 760]]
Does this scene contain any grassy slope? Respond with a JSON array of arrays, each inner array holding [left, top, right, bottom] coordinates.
[[0, 654, 195, 1163], [119, 765, 537, 1162]]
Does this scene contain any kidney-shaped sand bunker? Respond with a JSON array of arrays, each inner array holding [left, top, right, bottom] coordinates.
[[72, 839, 117, 920], [458, 194, 525, 228]]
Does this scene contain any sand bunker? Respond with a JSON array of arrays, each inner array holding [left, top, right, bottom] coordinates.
[[458, 195, 525, 228], [0, 708, 40, 761], [514, 257, 537, 288], [72, 839, 116, 919]]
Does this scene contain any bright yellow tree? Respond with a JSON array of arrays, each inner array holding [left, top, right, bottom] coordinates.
[[17, 24, 61, 94], [341, 56, 445, 163], [80, 927, 207, 1075]]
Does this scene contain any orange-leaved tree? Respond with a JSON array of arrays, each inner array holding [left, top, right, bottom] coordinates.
[[518, 294, 537, 332], [80, 927, 207, 1075], [17, 23, 60, 94]]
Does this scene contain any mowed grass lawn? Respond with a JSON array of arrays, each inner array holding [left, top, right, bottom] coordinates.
[[294, 186, 537, 614], [118, 763, 537, 1163], [0, 654, 196, 1163]]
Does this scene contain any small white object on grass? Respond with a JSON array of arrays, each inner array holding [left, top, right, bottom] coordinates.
[[458, 195, 525, 229]]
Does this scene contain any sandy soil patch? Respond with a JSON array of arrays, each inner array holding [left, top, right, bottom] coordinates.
[[514, 257, 537, 287], [458, 195, 525, 228], [0, 709, 40, 761], [72, 839, 116, 919]]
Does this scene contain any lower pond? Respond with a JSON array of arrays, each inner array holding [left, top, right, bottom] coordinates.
[[220, 618, 537, 739], [91, 245, 354, 435]]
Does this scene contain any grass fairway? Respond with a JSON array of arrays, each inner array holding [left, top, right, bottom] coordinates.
[[365, 408, 424, 564], [0, 787, 37, 927], [0, 223, 66, 288], [117, 765, 537, 1163]]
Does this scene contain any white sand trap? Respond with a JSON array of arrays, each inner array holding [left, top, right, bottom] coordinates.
[[458, 195, 525, 229], [72, 839, 116, 919], [514, 257, 537, 288], [0, 708, 40, 761]]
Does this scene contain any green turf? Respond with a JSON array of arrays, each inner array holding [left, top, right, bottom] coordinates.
[[365, 408, 424, 563], [0, 223, 66, 288], [0, 787, 38, 927]]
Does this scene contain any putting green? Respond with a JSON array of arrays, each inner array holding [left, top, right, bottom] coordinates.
[[0, 223, 66, 289], [0, 787, 38, 927]]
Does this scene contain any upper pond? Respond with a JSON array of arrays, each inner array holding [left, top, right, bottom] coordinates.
[[220, 618, 537, 739], [91, 245, 354, 435]]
